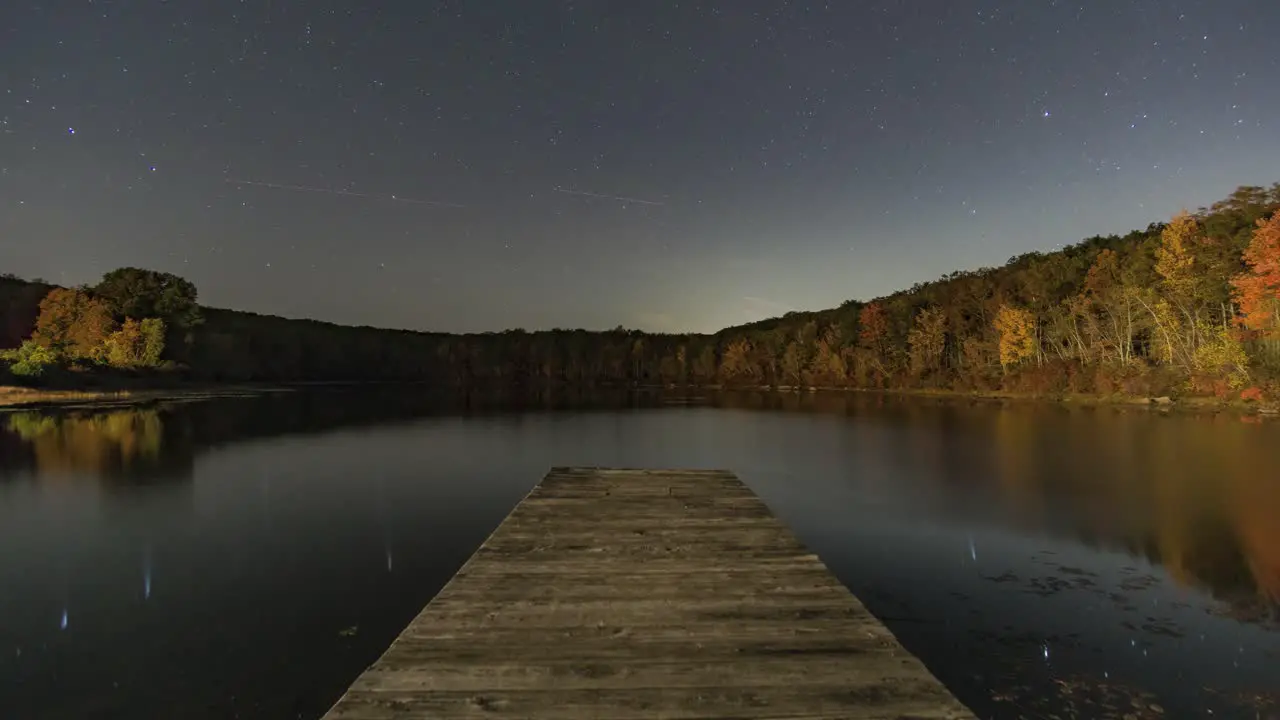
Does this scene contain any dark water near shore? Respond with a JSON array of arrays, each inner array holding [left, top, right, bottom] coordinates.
[[1, 388, 1277, 719]]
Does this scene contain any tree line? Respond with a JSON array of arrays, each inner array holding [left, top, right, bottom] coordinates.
[[3, 183, 1279, 401], [1, 268, 198, 378]]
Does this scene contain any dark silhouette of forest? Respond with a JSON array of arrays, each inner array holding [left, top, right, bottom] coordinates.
[[3, 183, 1279, 401]]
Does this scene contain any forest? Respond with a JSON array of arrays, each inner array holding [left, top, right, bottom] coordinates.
[[3, 183, 1279, 403]]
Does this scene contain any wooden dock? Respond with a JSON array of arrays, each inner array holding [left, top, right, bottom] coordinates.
[[322, 467, 975, 719]]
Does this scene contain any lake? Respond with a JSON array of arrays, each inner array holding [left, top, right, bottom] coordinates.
[[1, 388, 1277, 719]]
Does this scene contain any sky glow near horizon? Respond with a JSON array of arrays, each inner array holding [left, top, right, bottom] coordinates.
[[2, 1, 1278, 333]]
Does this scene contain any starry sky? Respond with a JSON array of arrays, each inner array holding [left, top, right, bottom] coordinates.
[[3, 1, 1278, 334]]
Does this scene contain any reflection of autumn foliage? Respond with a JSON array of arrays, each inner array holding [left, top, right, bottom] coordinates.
[[988, 406, 1280, 616], [7, 410, 165, 479], [710, 391, 1278, 617], [5, 413, 59, 440], [1223, 467, 1280, 605]]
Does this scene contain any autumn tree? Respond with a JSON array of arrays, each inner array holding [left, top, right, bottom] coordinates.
[[1145, 211, 1225, 370], [691, 345, 717, 383], [994, 304, 1038, 370], [1075, 249, 1139, 365], [1154, 212, 1201, 305], [31, 288, 118, 360], [1191, 323, 1250, 391], [718, 337, 757, 383], [779, 341, 807, 386], [658, 345, 688, 384], [1232, 213, 1280, 361], [103, 318, 166, 368], [907, 307, 947, 375], [857, 302, 889, 357], [808, 323, 847, 385]]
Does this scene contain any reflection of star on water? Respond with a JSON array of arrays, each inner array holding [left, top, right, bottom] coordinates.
[[144, 547, 153, 600]]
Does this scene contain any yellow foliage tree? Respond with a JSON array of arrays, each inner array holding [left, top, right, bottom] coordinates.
[[809, 324, 847, 383], [995, 304, 1037, 370], [103, 318, 166, 368], [718, 337, 756, 382], [1192, 322, 1250, 390], [1154, 211, 1201, 304]]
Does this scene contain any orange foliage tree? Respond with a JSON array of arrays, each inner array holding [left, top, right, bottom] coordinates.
[[1232, 214, 1280, 344], [31, 288, 118, 360]]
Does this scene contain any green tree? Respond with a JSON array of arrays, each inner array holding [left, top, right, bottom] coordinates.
[[94, 268, 200, 361], [94, 268, 200, 325], [2, 341, 58, 378]]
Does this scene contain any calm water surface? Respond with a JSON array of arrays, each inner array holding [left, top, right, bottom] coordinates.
[[1, 389, 1277, 719]]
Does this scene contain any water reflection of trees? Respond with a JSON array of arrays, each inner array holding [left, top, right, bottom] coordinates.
[[1025, 410, 1280, 626], [2, 408, 194, 484], [0, 386, 658, 488], [717, 391, 1280, 626], [2, 388, 1275, 624]]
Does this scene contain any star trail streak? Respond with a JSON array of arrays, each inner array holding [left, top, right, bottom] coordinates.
[[226, 179, 467, 208], [551, 187, 666, 206]]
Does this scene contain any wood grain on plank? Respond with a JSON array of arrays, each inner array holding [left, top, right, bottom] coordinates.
[[320, 467, 975, 719]]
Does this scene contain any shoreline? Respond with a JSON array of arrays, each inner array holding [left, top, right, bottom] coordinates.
[[737, 384, 1280, 416], [3, 379, 1276, 417], [0, 384, 294, 410]]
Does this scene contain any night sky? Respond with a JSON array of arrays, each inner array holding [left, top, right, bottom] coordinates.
[[3, 2, 1278, 334]]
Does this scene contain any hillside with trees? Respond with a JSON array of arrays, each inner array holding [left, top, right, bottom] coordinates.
[[3, 183, 1279, 403]]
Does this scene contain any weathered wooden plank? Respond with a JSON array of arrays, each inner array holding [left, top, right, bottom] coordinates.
[[428, 579, 845, 603], [320, 467, 975, 720], [408, 603, 883, 630], [325, 684, 971, 720], [348, 656, 937, 692]]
